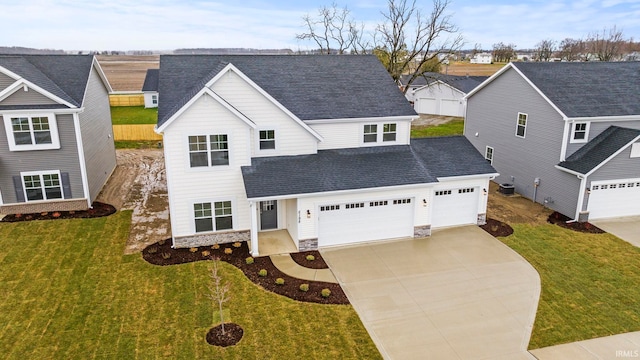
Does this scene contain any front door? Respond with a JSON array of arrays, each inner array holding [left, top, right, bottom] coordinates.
[[260, 200, 277, 230]]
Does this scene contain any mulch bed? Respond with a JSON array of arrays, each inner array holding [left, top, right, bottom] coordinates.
[[480, 218, 514, 237], [547, 212, 605, 233], [206, 322, 243, 347], [289, 250, 328, 269], [1, 202, 116, 222], [142, 240, 348, 305]]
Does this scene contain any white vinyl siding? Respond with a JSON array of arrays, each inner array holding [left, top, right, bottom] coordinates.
[[311, 120, 411, 150], [413, 82, 466, 117]]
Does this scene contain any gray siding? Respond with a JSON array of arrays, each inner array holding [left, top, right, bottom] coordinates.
[[567, 120, 640, 157], [0, 87, 57, 106], [0, 114, 84, 204], [0, 72, 14, 92], [465, 67, 581, 217], [78, 66, 116, 203]]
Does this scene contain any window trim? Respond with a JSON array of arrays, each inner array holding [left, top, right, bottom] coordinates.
[[382, 123, 397, 142], [20, 170, 64, 202], [363, 122, 399, 144], [515, 112, 527, 138], [193, 200, 234, 233], [257, 128, 277, 152], [151, 94, 158, 105], [570, 122, 590, 144], [363, 124, 378, 143], [187, 133, 230, 168], [485, 146, 494, 164], [3, 113, 60, 151]]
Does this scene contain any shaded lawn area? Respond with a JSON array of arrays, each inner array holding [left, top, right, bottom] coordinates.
[[501, 224, 640, 349], [0, 211, 380, 359], [111, 106, 158, 124], [411, 119, 464, 138], [114, 140, 162, 149]]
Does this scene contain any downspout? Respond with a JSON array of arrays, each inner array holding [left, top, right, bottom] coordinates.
[[72, 110, 91, 208], [570, 174, 587, 223]]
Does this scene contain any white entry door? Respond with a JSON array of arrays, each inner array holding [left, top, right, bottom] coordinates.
[[431, 187, 479, 228], [587, 179, 640, 219]]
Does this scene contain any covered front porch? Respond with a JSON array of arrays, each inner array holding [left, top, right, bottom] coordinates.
[[249, 198, 306, 256], [252, 229, 298, 257]]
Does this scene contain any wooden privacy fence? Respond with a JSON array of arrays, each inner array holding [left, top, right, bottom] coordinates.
[[110, 93, 144, 106], [112, 124, 162, 141]]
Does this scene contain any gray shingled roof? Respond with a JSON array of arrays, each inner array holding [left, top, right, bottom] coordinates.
[[157, 55, 416, 127], [142, 69, 159, 92], [0, 55, 95, 108], [241, 136, 496, 198], [512, 62, 640, 118], [401, 73, 487, 93], [557, 126, 640, 174]]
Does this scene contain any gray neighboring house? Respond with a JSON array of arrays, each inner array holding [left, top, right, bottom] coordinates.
[[0, 55, 116, 214], [142, 68, 159, 108], [465, 61, 640, 221]]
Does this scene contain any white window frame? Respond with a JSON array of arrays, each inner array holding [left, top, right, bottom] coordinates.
[[570, 122, 590, 143], [362, 122, 399, 144], [20, 170, 64, 202], [151, 94, 158, 105], [187, 134, 230, 168], [193, 200, 234, 233], [363, 124, 378, 143], [631, 143, 640, 158], [257, 128, 277, 152], [3, 113, 60, 151], [382, 123, 397, 142], [515, 112, 527, 138], [485, 146, 494, 164]]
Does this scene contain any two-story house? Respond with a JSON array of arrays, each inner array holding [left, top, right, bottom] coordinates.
[[155, 55, 497, 255], [465, 62, 640, 222], [0, 55, 116, 214]]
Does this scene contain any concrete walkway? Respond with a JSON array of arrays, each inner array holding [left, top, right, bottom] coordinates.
[[530, 331, 640, 359], [270, 254, 337, 283], [321, 226, 540, 360]]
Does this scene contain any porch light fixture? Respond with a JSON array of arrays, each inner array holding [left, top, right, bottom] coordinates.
[[483, 188, 487, 195], [422, 199, 427, 206], [306, 210, 311, 218]]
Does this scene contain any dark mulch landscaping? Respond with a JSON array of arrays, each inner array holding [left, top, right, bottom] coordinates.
[[480, 218, 514, 237], [547, 211, 605, 234], [206, 322, 243, 347], [290, 250, 328, 269], [142, 240, 348, 305], [1, 202, 116, 222]]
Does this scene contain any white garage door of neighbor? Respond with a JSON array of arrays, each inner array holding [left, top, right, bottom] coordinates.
[[318, 198, 414, 247], [431, 187, 479, 228], [416, 98, 437, 114], [587, 179, 640, 220], [440, 99, 461, 117]]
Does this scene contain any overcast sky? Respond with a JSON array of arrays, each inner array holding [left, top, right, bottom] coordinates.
[[1, 0, 639, 51]]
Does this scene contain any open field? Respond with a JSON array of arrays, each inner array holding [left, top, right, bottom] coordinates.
[[97, 55, 159, 91], [444, 61, 505, 76]]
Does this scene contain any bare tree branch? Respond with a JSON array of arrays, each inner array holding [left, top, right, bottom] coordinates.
[[208, 257, 230, 335], [586, 26, 625, 61], [296, 3, 365, 54], [534, 39, 556, 62]]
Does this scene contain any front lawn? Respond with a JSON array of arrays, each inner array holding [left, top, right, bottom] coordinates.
[[411, 119, 464, 138], [501, 224, 640, 349], [0, 212, 380, 359], [111, 106, 158, 124]]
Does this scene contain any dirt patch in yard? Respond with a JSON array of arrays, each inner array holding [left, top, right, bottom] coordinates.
[[486, 181, 552, 225], [412, 114, 462, 127]]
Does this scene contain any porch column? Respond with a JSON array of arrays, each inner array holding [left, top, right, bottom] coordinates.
[[249, 201, 259, 256]]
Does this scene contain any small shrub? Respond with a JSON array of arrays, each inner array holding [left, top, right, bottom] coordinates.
[[212, 244, 220, 250], [158, 239, 166, 245], [321, 288, 331, 298], [275, 278, 285, 285], [52, 212, 61, 218], [232, 242, 242, 248], [305, 254, 315, 261], [202, 250, 210, 257], [14, 214, 22, 218], [299, 283, 309, 292], [69, 211, 75, 215], [147, 247, 158, 254], [258, 269, 267, 277], [491, 225, 499, 232], [245, 257, 254, 264], [41, 212, 48, 216], [224, 248, 233, 254], [161, 252, 171, 260], [189, 247, 198, 253]]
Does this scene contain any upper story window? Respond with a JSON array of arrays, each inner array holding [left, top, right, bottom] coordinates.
[[383, 123, 397, 142], [3, 114, 60, 151], [516, 113, 527, 138], [363, 123, 398, 143], [570, 122, 589, 143], [363, 124, 377, 143], [22, 171, 63, 201], [259, 130, 276, 150], [188, 134, 229, 167], [485, 146, 494, 164]]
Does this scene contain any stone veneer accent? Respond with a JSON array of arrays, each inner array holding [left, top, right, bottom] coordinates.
[[299, 238, 318, 251], [173, 230, 250, 249], [1, 199, 89, 215], [477, 213, 487, 225], [414, 225, 431, 237]]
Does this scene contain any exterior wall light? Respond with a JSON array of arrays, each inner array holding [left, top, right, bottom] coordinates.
[[306, 210, 311, 218]]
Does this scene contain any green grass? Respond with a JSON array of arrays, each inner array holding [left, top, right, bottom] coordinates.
[[0, 212, 380, 359], [500, 224, 640, 349], [111, 106, 158, 124], [115, 140, 163, 149], [411, 119, 464, 138]]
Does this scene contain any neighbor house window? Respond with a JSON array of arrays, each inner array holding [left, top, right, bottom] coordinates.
[[516, 113, 527, 138], [194, 201, 233, 232], [363, 124, 377, 143], [3, 114, 60, 151], [22, 172, 63, 201], [259, 130, 276, 150], [151, 94, 158, 105], [188, 134, 229, 167], [383, 123, 397, 142], [571, 122, 589, 143], [485, 146, 494, 164]]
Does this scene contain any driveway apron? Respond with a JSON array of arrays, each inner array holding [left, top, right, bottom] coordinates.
[[592, 216, 640, 248], [321, 226, 540, 360]]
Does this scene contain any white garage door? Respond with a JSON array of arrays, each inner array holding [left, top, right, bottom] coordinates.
[[440, 99, 461, 117], [587, 179, 640, 220], [416, 98, 437, 114], [318, 198, 414, 247], [432, 187, 479, 228]]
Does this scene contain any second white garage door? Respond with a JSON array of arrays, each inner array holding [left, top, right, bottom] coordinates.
[[318, 198, 414, 247], [416, 98, 437, 114], [431, 187, 479, 228], [587, 179, 640, 219]]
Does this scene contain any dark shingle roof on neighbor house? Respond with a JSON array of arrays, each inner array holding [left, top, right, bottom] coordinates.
[[557, 126, 640, 175], [0, 55, 95, 108], [512, 62, 640, 118], [400, 73, 488, 93], [141, 68, 159, 92], [241, 136, 497, 198], [157, 55, 416, 127]]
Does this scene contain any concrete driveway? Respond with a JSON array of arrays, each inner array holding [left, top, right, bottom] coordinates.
[[592, 216, 640, 248], [321, 226, 540, 360]]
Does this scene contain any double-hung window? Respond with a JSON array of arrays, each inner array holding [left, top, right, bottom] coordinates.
[[485, 146, 494, 164], [22, 171, 63, 201], [571, 122, 589, 143], [516, 113, 527, 138], [4, 114, 60, 151], [363, 124, 377, 143], [188, 134, 229, 167], [383, 123, 397, 141], [194, 201, 233, 233], [259, 130, 276, 150]]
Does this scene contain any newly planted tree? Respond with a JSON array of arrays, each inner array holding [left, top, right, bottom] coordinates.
[[208, 257, 231, 334]]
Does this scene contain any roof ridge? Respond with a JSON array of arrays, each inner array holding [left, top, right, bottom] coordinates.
[[22, 56, 79, 107]]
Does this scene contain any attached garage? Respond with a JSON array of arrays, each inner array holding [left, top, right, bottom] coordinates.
[[431, 187, 479, 228], [587, 179, 640, 220], [416, 98, 437, 114], [318, 198, 414, 247]]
